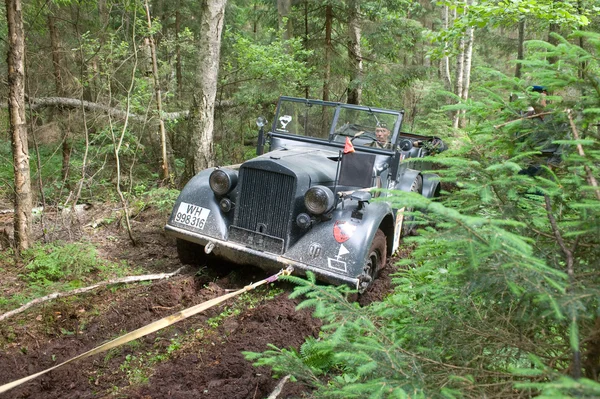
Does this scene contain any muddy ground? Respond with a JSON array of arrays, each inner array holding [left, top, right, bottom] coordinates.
[[0, 204, 395, 399]]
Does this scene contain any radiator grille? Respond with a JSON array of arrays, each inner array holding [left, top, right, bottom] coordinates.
[[233, 167, 296, 240]]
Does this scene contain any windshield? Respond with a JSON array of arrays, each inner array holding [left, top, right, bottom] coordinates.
[[273, 97, 403, 150]]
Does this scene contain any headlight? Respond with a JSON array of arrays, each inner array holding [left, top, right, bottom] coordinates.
[[209, 169, 238, 195], [304, 186, 335, 215]]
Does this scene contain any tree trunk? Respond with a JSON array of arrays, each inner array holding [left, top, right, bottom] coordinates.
[[48, 10, 72, 186], [452, 4, 465, 129], [277, 0, 293, 40], [6, 0, 32, 253], [175, 6, 183, 100], [347, 0, 362, 105], [515, 18, 525, 79], [441, 5, 452, 91], [144, 0, 170, 181], [548, 21, 559, 65], [304, 0, 309, 98], [459, 5, 474, 129], [323, 3, 333, 102], [189, 0, 227, 175]]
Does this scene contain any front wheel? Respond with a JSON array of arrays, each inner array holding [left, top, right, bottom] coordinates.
[[358, 229, 387, 293]]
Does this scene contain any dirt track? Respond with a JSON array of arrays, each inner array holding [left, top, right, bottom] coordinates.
[[0, 205, 393, 398]]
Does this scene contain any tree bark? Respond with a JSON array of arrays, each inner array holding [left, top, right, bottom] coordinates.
[[277, 0, 293, 40], [459, 3, 474, 129], [48, 10, 72, 186], [441, 5, 452, 91], [515, 18, 525, 79], [189, 0, 227, 174], [548, 21, 559, 65], [347, 0, 362, 105], [175, 6, 183, 100], [323, 4, 333, 102], [304, 0, 309, 98], [144, 0, 170, 181], [6, 0, 32, 253], [452, 2, 466, 129]]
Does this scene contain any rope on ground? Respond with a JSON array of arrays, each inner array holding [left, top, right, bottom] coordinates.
[[0, 267, 187, 322], [0, 266, 293, 395]]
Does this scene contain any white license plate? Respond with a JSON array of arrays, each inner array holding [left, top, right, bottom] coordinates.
[[173, 202, 211, 230]]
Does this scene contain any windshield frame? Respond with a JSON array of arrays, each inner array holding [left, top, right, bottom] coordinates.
[[271, 96, 404, 151]]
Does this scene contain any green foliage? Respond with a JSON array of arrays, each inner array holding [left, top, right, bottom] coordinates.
[[132, 185, 180, 213], [224, 30, 314, 103], [248, 32, 600, 397], [21, 242, 102, 286], [0, 139, 13, 200]]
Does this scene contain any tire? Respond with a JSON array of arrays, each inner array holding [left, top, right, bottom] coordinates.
[[176, 238, 208, 266], [402, 175, 423, 237], [359, 229, 387, 293]]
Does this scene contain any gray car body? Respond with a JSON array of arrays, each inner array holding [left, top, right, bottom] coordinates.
[[165, 97, 445, 290]]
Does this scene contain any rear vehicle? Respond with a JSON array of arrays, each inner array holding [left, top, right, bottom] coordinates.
[[165, 97, 446, 292]]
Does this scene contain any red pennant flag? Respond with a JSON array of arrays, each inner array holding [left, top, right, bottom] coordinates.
[[343, 137, 355, 154]]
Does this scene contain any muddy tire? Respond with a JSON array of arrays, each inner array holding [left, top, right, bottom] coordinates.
[[176, 239, 207, 266], [359, 229, 387, 293], [402, 175, 423, 237]]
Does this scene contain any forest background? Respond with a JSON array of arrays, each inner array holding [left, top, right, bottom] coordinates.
[[1, 0, 600, 397]]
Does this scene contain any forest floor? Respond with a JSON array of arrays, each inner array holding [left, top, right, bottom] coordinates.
[[0, 203, 395, 399]]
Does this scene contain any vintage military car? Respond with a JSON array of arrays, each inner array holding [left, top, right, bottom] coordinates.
[[165, 97, 445, 292]]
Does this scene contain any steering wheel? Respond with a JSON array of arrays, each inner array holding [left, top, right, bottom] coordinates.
[[351, 131, 378, 143]]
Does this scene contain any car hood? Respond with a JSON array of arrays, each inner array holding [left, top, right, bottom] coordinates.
[[242, 147, 340, 185]]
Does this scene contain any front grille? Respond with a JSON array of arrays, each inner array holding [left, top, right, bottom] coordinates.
[[233, 167, 296, 240]]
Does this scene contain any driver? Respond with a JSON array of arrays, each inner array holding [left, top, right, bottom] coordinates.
[[373, 124, 392, 149]]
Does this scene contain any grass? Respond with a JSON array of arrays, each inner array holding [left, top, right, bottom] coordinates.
[[0, 241, 140, 314]]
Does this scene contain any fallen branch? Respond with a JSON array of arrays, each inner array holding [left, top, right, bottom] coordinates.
[[493, 111, 553, 129], [0, 97, 235, 122], [0, 267, 186, 322], [267, 375, 291, 399]]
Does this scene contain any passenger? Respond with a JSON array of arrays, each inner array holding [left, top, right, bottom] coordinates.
[[518, 85, 567, 177]]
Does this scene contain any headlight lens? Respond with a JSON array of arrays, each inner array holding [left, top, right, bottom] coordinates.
[[304, 186, 335, 215], [209, 169, 238, 195]]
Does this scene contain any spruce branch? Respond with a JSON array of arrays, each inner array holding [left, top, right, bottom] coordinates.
[[493, 112, 553, 129], [544, 195, 574, 283], [566, 109, 600, 201]]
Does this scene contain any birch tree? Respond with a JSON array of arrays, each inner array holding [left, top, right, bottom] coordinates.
[[440, 4, 452, 92], [452, 0, 474, 129], [6, 0, 32, 253], [459, 4, 474, 129], [189, 0, 227, 174]]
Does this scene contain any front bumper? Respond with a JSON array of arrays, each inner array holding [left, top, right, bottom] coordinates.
[[165, 224, 360, 289]]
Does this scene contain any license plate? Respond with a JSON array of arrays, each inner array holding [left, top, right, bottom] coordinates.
[[229, 226, 284, 254], [173, 202, 211, 230]]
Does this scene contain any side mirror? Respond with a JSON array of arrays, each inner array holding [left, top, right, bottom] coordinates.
[[256, 116, 267, 155]]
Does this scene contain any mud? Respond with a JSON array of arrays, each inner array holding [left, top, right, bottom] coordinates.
[[0, 204, 397, 398]]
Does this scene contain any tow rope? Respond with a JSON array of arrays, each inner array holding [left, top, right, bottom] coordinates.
[[0, 266, 293, 394]]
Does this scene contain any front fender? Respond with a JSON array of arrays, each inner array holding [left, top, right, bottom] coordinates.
[[284, 199, 392, 281], [168, 168, 231, 240], [422, 173, 441, 198], [395, 168, 421, 192]]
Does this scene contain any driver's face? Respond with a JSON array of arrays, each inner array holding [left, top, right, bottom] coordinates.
[[375, 127, 390, 143]]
